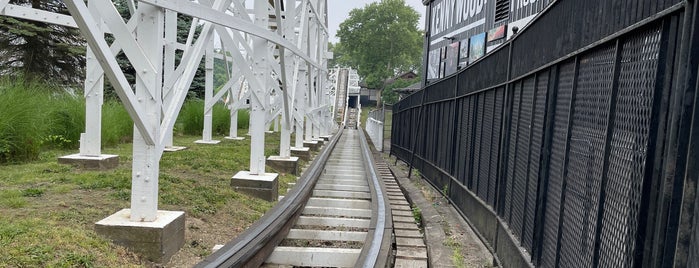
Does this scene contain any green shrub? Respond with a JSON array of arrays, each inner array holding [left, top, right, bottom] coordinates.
[[177, 99, 249, 136], [101, 101, 132, 146], [0, 80, 52, 163], [46, 94, 84, 149], [177, 99, 205, 135]]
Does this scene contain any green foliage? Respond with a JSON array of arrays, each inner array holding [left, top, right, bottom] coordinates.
[[411, 204, 422, 227], [0, 190, 27, 208], [177, 99, 249, 136], [382, 77, 420, 105], [104, 1, 206, 99], [0, 80, 52, 162], [0, 0, 85, 85], [0, 79, 134, 163], [336, 0, 423, 89], [21, 188, 44, 197], [101, 102, 133, 146], [46, 94, 85, 149]]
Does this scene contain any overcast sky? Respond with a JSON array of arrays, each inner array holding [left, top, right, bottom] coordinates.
[[327, 0, 427, 43]]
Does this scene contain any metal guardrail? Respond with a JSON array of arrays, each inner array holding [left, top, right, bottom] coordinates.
[[366, 109, 385, 151]]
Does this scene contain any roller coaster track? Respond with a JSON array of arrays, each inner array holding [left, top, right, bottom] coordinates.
[[195, 126, 423, 267]]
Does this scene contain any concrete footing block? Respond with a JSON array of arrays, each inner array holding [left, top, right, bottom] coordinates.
[[58, 154, 119, 170], [291, 147, 311, 161], [231, 171, 279, 201], [224, 136, 245, 140], [95, 209, 185, 263], [163, 146, 187, 152], [194, 140, 221, 144], [303, 140, 320, 151], [267, 156, 300, 175], [312, 138, 325, 146], [319, 135, 332, 141]]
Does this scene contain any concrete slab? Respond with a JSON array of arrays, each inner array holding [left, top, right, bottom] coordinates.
[[58, 154, 119, 170], [396, 247, 428, 259], [394, 258, 428, 268], [295, 216, 370, 228], [231, 171, 279, 201], [224, 136, 245, 140], [394, 222, 421, 230], [307, 197, 372, 210], [314, 183, 370, 192], [163, 146, 187, 152], [302, 206, 372, 218], [267, 156, 299, 175], [313, 190, 371, 199], [393, 216, 418, 223], [266, 247, 360, 267], [317, 179, 368, 186], [397, 237, 426, 248], [194, 140, 221, 144], [95, 209, 184, 263], [312, 138, 325, 145], [393, 210, 414, 217], [395, 229, 424, 238], [291, 147, 311, 161], [303, 140, 320, 151], [286, 229, 366, 242]]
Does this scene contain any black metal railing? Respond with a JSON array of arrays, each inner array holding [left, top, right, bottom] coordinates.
[[391, 0, 699, 267]]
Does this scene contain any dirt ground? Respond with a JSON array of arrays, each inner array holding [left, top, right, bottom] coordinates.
[[382, 149, 495, 268]]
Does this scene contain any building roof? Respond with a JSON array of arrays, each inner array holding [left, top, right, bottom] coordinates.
[[393, 82, 421, 94]]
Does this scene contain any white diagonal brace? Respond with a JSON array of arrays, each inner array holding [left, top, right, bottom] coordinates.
[[85, 17, 139, 91], [0, 0, 10, 12], [63, 0, 156, 145], [215, 25, 265, 107], [92, 0, 157, 96], [1, 4, 77, 28], [140, 0, 322, 70]]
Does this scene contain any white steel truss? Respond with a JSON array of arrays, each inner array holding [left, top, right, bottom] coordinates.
[[0, 0, 331, 222]]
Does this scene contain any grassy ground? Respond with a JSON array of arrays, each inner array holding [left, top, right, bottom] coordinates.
[[0, 131, 300, 267]]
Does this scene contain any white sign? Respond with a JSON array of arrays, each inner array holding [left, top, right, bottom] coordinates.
[[431, 0, 487, 36], [511, 0, 538, 12]]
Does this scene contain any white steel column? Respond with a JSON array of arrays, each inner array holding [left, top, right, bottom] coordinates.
[[162, 10, 187, 151], [196, 35, 220, 144], [80, 1, 103, 157], [130, 4, 164, 221], [249, 0, 270, 175]]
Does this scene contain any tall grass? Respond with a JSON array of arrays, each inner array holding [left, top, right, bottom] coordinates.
[[176, 99, 249, 136], [0, 79, 135, 163], [101, 102, 133, 146], [0, 80, 53, 162], [0, 78, 252, 163]]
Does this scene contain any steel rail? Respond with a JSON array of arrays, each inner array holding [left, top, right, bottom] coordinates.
[[195, 128, 344, 267], [354, 126, 393, 268]]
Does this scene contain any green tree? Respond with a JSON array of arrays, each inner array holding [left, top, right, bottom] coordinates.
[[383, 76, 419, 105], [0, 0, 86, 85], [336, 0, 422, 91], [106, 1, 205, 99]]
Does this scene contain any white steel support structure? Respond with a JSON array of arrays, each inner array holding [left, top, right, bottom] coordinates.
[[195, 36, 221, 144], [57, 1, 119, 168], [80, 1, 103, 157], [129, 3, 164, 221], [248, 0, 270, 175], [4, 0, 331, 255]]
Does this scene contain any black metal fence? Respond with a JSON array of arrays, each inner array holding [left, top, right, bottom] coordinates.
[[391, 1, 699, 267]]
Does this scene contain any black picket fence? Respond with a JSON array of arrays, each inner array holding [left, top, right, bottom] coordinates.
[[391, 1, 699, 267]]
